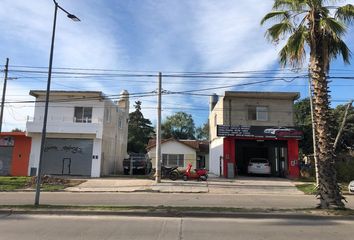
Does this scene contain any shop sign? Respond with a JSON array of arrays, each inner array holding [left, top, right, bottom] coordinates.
[[217, 125, 303, 139]]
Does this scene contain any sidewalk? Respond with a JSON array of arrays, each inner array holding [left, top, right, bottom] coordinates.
[[66, 178, 209, 193], [65, 176, 303, 195]]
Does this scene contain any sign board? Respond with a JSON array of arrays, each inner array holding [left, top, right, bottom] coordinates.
[[0, 137, 14, 147], [217, 125, 303, 139]]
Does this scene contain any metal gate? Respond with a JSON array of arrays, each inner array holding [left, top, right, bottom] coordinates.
[[0, 146, 13, 176], [42, 138, 93, 176]]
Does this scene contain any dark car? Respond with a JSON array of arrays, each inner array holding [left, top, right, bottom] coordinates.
[[123, 153, 151, 175]]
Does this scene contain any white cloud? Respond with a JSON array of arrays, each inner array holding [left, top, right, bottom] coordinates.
[[1, 0, 354, 130]]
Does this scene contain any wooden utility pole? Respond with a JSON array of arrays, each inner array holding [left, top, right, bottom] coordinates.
[[333, 100, 353, 152], [0, 58, 9, 133], [155, 72, 162, 183]]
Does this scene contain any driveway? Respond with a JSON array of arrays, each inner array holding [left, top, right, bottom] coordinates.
[[66, 176, 303, 195], [208, 176, 303, 195]]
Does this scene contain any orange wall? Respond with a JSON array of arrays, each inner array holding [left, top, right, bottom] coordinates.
[[1, 133, 32, 176]]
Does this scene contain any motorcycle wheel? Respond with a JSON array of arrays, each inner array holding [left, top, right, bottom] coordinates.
[[169, 172, 179, 181], [200, 175, 208, 181], [183, 175, 188, 181], [149, 169, 156, 180]]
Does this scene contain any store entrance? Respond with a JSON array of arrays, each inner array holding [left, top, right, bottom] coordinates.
[[235, 139, 288, 177]]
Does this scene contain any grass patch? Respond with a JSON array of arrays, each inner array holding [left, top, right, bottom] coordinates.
[[296, 183, 317, 195], [0, 176, 85, 192], [296, 183, 350, 195], [0, 205, 354, 216], [0, 177, 30, 191]]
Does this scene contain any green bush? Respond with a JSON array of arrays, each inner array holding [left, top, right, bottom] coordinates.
[[336, 154, 354, 182]]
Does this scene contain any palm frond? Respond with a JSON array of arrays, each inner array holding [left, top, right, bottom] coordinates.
[[328, 37, 352, 64], [335, 4, 354, 24], [321, 17, 347, 38], [273, 0, 307, 11], [260, 11, 290, 25], [279, 26, 308, 67], [265, 21, 294, 42], [279, 45, 289, 67]]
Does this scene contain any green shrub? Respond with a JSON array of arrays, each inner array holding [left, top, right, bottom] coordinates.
[[335, 154, 354, 182]]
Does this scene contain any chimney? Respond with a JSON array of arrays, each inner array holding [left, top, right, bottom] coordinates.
[[210, 93, 218, 111]]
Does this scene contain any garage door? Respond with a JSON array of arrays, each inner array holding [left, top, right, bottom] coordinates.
[[0, 146, 13, 176], [42, 139, 93, 176]]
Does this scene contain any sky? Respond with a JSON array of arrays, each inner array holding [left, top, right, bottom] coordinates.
[[1, 0, 354, 131]]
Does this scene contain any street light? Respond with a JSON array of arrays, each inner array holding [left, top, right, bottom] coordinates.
[[35, 0, 80, 206]]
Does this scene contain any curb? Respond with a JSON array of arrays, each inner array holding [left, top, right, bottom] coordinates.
[[1, 208, 354, 220]]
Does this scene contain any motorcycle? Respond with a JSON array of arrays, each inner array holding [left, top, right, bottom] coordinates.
[[183, 163, 208, 181], [149, 165, 180, 181]]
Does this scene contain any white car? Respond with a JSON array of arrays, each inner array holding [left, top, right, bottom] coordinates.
[[247, 158, 271, 175], [349, 181, 354, 194], [264, 127, 295, 135]]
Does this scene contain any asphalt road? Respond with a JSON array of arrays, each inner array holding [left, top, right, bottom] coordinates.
[[1, 214, 353, 240], [1, 192, 354, 209]]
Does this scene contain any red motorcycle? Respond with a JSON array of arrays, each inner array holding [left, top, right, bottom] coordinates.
[[183, 163, 208, 181]]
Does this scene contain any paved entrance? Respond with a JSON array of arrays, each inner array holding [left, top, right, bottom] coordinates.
[[66, 176, 303, 195], [208, 176, 302, 195]]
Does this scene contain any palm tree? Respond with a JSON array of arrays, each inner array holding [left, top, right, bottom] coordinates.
[[261, 0, 354, 209]]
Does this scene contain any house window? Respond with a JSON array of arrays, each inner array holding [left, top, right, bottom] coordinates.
[[248, 106, 268, 121], [74, 107, 92, 123], [256, 106, 268, 121], [162, 154, 184, 167]]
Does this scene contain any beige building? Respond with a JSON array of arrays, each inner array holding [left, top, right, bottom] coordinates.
[[210, 91, 298, 140], [209, 91, 301, 178]]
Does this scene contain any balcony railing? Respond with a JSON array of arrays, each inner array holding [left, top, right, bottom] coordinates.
[[26, 116, 103, 123], [26, 116, 103, 138]]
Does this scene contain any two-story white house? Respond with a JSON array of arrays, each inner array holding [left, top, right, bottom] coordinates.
[[26, 90, 129, 177], [209, 91, 302, 179]]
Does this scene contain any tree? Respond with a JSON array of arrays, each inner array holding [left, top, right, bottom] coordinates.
[[261, 0, 354, 208], [161, 112, 195, 139], [127, 101, 154, 153], [11, 128, 23, 132], [195, 122, 209, 140], [294, 99, 354, 154], [294, 98, 314, 155], [332, 102, 354, 151]]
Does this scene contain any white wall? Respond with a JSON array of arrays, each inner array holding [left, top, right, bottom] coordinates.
[[101, 96, 129, 175], [148, 140, 197, 169], [27, 134, 41, 176], [32, 97, 105, 124], [27, 92, 129, 177], [91, 138, 102, 177], [209, 137, 224, 176]]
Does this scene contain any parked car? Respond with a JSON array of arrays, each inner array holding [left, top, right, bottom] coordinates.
[[123, 153, 151, 175], [349, 181, 354, 194], [247, 158, 271, 175]]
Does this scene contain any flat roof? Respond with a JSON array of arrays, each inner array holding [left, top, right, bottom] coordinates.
[[29, 90, 105, 98], [224, 91, 300, 100], [0, 132, 26, 137]]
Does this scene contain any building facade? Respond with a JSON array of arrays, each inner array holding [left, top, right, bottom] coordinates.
[[147, 139, 209, 170], [209, 91, 302, 179], [26, 90, 129, 177], [0, 132, 31, 176]]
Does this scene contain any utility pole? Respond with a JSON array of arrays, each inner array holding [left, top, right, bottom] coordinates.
[[308, 77, 319, 186], [155, 72, 162, 183], [333, 100, 353, 152], [0, 58, 9, 133]]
